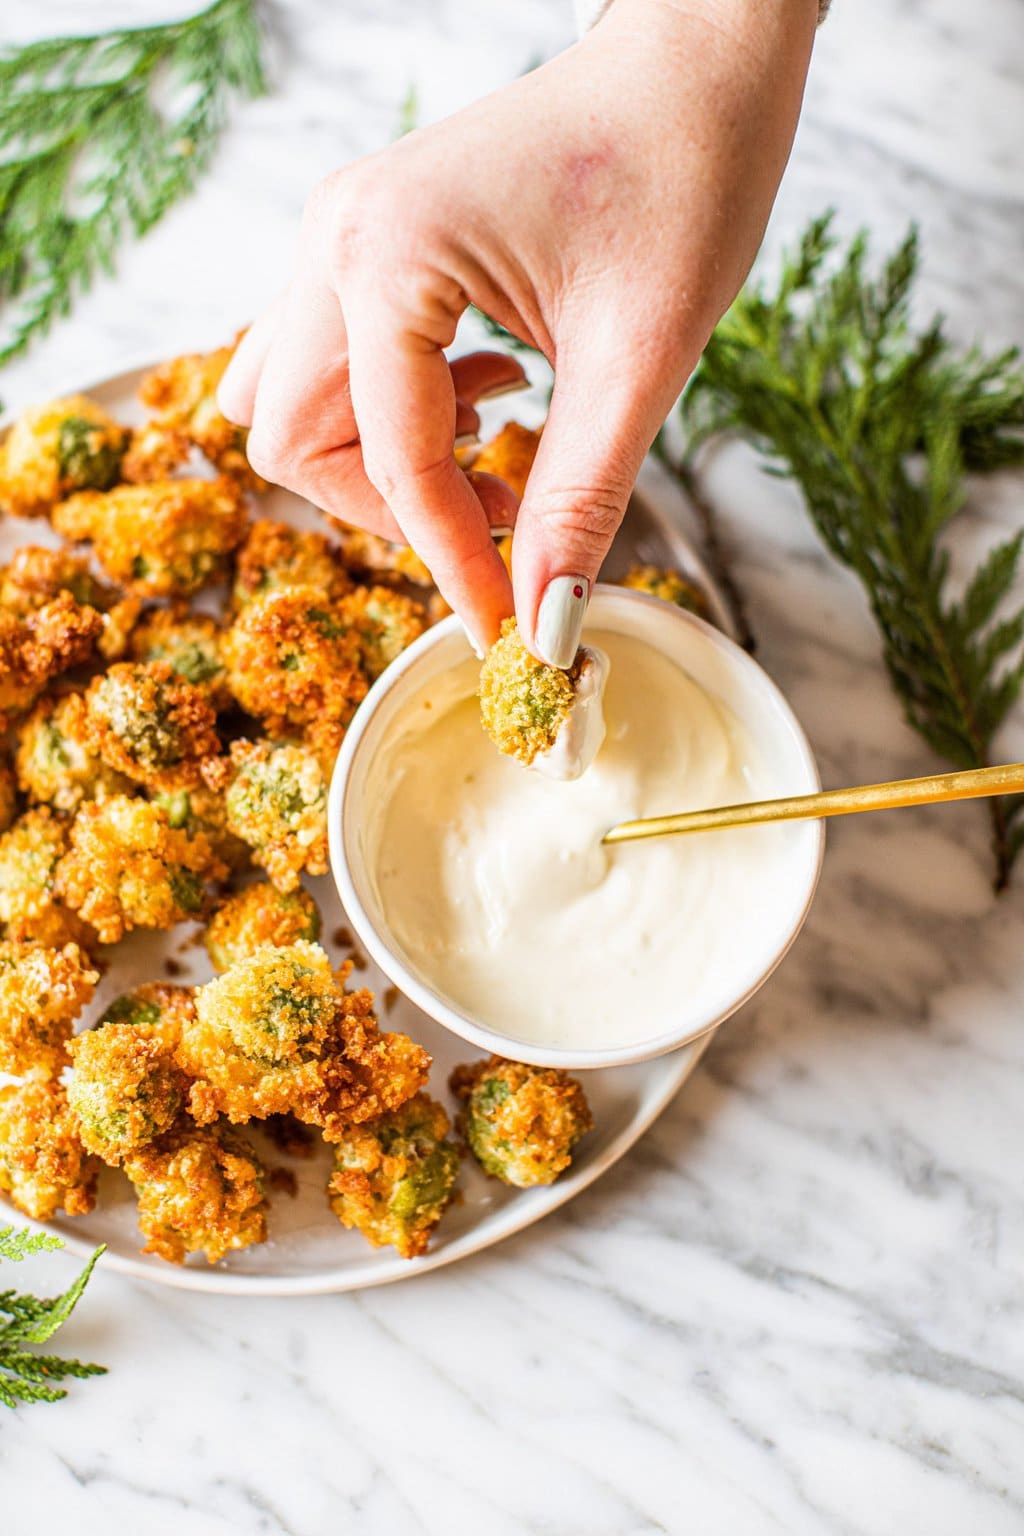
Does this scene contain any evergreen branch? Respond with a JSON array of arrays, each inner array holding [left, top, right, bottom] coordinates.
[[0, 1225, 64, 1261], [0, 0, 266, 375], [0, 1228, 106, 1407], [679, 213, 1024, 889]]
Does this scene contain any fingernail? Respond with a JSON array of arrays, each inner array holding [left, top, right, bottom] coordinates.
[[489, 525, 514, 539], [462, 622, 485, 661], [535, 576, 589, 668], [477, 377, 531, 401]]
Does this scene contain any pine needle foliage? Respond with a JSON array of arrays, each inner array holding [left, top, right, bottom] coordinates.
[[0, 1225, 106, 1408], [0, 0, 266, 374], [681, 213, 1024, 888]]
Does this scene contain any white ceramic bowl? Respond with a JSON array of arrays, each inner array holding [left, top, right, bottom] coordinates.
[[329, 586, 824, 1069]]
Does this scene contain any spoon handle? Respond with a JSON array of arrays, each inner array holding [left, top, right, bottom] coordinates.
[[602, 761, 1024, 845]]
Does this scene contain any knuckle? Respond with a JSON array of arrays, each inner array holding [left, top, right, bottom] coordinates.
[[363, 447, 448, 507], [528, 485, 627, 556], [302, 168, 348, 231], [245, 420, 297, 484]]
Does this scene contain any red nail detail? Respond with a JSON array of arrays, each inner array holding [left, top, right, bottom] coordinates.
[[573, 584, 584, 599]]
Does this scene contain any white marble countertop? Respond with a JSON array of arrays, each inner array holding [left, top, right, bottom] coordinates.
[[3, 2, 1024, 1532]]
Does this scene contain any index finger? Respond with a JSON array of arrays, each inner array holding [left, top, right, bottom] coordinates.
[[344, 302, 513, 652]]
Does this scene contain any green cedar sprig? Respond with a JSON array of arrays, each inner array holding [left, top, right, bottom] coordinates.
[[679, 213, 1024, 889], [0, 0, 266, 376], [0, 1225, 106, 1408]]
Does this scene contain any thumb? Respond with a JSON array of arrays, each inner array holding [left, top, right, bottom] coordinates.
[[512, 356, 660, 667]]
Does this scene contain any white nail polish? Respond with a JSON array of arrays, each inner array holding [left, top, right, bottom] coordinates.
[[535, 576, 589, 669], [489, 525, 514, 539]]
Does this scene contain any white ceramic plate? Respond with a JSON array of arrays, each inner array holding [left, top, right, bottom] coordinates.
[[2, 361, 730, 1295]]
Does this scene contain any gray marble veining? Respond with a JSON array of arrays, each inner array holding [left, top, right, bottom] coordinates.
[[2, 1, 1024, 1532]]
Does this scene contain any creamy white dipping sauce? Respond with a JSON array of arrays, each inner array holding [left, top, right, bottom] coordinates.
[[366, 630, 802, 1052]]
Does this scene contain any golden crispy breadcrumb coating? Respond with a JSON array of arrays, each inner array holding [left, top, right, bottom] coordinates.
[[0, 810, 96, 948], [329, 522, 434, 588], [56, 795, 226, 944], [124, 1122, 268, 1264], [478, 616, 579, 766], [137, 338, 263, 488], [0, 761, 16, 834], [621, 563, 710, 617], [179, 942, 429, 1139], [1, 542, 124, 616], [471, 421, 541, 500], [98, 981, 196, 1038], [69, 1010, 193, 1164], [128, 605, 230, 707], [328, 1092, 459, 1259], [149, 781, 250, 874], [204, 738, 329, 892], [450, 1056, 592, 1187], [16, 692, 129, 811], [52, 476, 248, 598], [0, 545, 143, 663], [204, 880, 321, 972], [0, 395, 129, 518], [0, 1079, 99, 1220], [0, 940, 97, 1079], [231, 519, 351, 610], [0, 592, 103, 728], [222, 585, 367, 758], [83, 661, 220, 791], [339, 584, 426, 680], [119, 420, 192, 484]]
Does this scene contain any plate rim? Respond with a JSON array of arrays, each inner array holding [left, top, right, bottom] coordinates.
[[35, 1031, 713, 1296]]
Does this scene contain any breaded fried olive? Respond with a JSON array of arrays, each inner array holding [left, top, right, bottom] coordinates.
[[329, 523, 433, 588], [69, 1007, 192, 1164], [0, 1080, 99, 1220], [180, 942, 430, 1138], [0, 807, 89, 948], [222, 585, 367, 756], [0, 941, 97, 1079], [450, 1056, 592, 1187], [470, 421, 541, 499], [339, 585, 426, 680], [0, 594, 103, 728], [0, 395, 128, 517], [83, 661, 220, 790], [16, 693, 129, 811], [328, 1093, 459, 1258], [204, 881, 321, 972], [56, 795, 225, 944], [52, 477, 248, 598], [98, 982, 196, 1036], [128, 606, 230, 706], [207, 739, 328, 892], [137, 338, 262, 487], [232, 519, 350, 609], [0, 546, 141, 661], [150, 782, 250, 874], [478, 617, 579, 766], [621, 563, 710, 618], [125, 1123, 268, 1264]]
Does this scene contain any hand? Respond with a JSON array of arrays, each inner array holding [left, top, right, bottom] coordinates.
[[219, 0, 817, 661]]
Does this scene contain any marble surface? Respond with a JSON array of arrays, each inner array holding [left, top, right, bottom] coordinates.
[[3, 1, 1024, 1532]]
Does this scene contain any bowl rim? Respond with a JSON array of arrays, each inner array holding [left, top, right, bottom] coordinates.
[[329, 584, 824, 1069]]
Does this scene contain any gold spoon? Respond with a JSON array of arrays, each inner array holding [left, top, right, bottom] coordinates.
[[603, 762, 1024, 845]]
